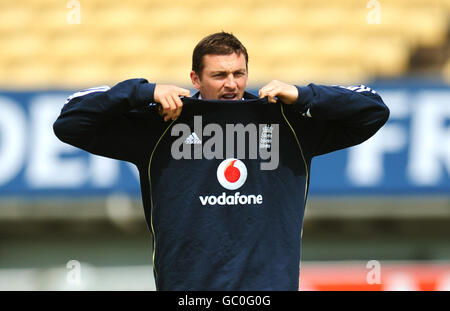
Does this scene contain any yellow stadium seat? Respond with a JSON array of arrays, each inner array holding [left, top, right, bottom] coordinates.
[[0, 0, 447, 88], [0, 6, 34, 33], [56, 60, 111, 88], [1, 35, 45, 61], [1, 60, 59, 88]]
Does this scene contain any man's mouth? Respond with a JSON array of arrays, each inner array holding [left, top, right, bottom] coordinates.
[[220, 93, 238, 100]]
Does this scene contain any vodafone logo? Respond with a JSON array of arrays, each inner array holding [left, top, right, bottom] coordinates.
[[198, 158, 262, 207], [217, 158, 247, 190]]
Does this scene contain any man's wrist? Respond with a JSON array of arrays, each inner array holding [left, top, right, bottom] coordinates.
[[292, 85, 309, 113], [136, 81, 156, 106]]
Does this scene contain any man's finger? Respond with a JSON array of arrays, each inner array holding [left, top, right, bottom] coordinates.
[[259, 85, 276, 97], [166, 95, 177, 112], [160, 98, 172, 122], [172, 93, 184, 108], [258, 87, 269, 97], [177, 87, 191, 97], [259, 89, 269, 98], [260, 88, 278, 101], [160, 97, 170, 111], [262, 89, 278, 103], [171, 93, 184, 120], [165, 100, 177, 121], [258, 80, 278, 95]]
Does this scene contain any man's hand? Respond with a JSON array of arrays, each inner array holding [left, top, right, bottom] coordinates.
[[258, 80, 299, 105], [154, 84, 191, 121]]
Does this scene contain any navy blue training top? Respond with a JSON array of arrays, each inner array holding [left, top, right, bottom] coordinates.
[[53, 79, 389, 290]]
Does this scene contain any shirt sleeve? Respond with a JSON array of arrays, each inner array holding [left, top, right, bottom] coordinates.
[[289, 83, 390, 157], [53, 78, 166, 165]]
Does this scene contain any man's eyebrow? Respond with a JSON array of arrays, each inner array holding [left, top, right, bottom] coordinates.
[[210, 69, 246, 74]]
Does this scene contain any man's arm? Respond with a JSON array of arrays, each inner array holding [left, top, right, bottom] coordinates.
[[259, 80, 390, 156], [53, 78, 189, 164]]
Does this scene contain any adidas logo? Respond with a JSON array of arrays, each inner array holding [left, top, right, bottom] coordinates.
[[184, 132, 202, 144]]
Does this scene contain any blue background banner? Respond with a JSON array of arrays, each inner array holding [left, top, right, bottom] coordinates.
[[0, 84, 449, 197]]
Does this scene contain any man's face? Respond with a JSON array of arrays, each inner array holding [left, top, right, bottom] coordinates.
[[190, 53, 248, 100]]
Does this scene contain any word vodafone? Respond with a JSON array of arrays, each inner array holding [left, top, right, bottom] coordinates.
[[199, 192, 263, 206]]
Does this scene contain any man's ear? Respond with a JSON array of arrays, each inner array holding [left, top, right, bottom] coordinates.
[[190, 70, 201, 90]]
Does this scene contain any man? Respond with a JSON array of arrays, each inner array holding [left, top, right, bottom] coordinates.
[[54, 32, 389, 290]]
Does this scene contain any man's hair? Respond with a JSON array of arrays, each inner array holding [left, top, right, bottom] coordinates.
[[192, 31, 248, 76]]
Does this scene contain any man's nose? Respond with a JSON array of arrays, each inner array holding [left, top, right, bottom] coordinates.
[[224, 74, 237, 89]]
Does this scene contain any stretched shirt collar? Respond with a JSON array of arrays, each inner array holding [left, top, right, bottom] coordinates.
[[194, 91, 258, 100]]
